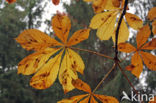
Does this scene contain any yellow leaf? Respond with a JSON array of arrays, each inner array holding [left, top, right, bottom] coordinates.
[[89, 11, 116, 29], [148, 96, 156, 103], [30, 51, 63, 89], [57, 94, 88, 103], [152, 20, 156, 35], [90, 96, 98, 103], [18, 48, 59, 75], [125, 13, 143, 30], [118, 43, 136, 53], [140, 51, 156, 71], [141, 38, 156, 50], [136, 25, 151, 48], [15, 29, 62, 51], [79, 96, 90, 103], [67, 49, 85, 74], [92, 0, 107, 13], [52, 14, 71, 43], [112, 19, 129, 43], [104, 0, 119, 10], [94, 94, 119, 103], [127, 52, 143, 78], [96, 11, 117, 40], [59, 50, 78, 93], [67, 29, 90, 46], [72, 79, 91, 93], [148, 7, 156, 21]]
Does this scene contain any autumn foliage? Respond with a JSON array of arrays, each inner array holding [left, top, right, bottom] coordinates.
[[14, 0, 156, 102]]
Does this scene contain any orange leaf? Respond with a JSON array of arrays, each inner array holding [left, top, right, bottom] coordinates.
[[18, 48, 59, 75], [94, 94, 119, 103], [140, 51, 156, 71], [125, 13, 143, 30], [52, 0, 60, 5], [15, 29, 62, 51], [57, 94, 88, 103], [52, 14, 71, 43], [136, 25, 151, 48], [130, 52, 143, 78], [148, 96, 156, 103], [90, 96, 98, 103], [6, 0, 16, 4], [118, 43, 136, 53], [152, 20, 156, 35], [67, 29, 90, 46], [148, 7, 156, 21], [141, 38, 156, 50], [79, 96, 90, 103], [72, 79, 91, 93], [112, 0, 121, 8]]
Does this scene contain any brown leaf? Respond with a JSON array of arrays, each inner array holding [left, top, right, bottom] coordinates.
[[118, 43, 136, 53], [148, 7, 156, 21], [52, 0, 60, 5], [141, 38, 156, 50]]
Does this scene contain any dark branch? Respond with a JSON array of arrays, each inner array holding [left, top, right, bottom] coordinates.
[[114, 0, 129, 61]]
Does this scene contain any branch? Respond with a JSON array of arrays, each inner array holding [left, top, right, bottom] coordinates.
[[92, 63, 116, 93], [69, 47, 114, 60], [114, 0, 129, 61]]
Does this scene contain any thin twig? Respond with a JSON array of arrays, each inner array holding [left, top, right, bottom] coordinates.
[[117, 63, 138, 94], [92, 63, 116, 93], [69, 47, 114, 60], [114, 0, 129, 60]]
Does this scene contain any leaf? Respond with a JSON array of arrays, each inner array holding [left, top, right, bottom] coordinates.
[[125, 13, 143, 30], [126, 52, 143, 78], [90, 96, 98, 103], [92, 0, 107, 13], [67, 49, 85, 74], [94, 94, 119, 103], [89, 11, 116, 29], [112, 0, 121, 8], [148, 96, 156, 103], [152, 20, 156, 35], [140, 51, 156, 71], [104, 0, 119, 10], [18, 48, 59, 75], [52, 14, 71, 43], [141, 38, 156, 50], [6, 0, 16, 4], [112, 19, 129, 43], [67, 29, 90, 46], [72, 79, 91, 93], [83, 0, 92, 2], [30, 51, 62, 89], [59, 50, 78, 93], [15, 29, 62, 51], [57, 94, 88, 103], [136, 25, 151, 48], [96, 11, 117, 40], [52, 0, 60, 5], [148, 7, 156, 21], [118, 43, 136, 53], [79, 96, 90, 103]]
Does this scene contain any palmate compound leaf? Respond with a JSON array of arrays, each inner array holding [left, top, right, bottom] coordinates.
[[118, 25, 156, 78], [6, 0, 16, 4], [16, 14, 90, 93], [89, 0, 143, 43], [58, 79, 119, 103]]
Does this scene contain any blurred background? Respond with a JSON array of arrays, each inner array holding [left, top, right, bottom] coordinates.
[[0, 0, 155, 103]]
